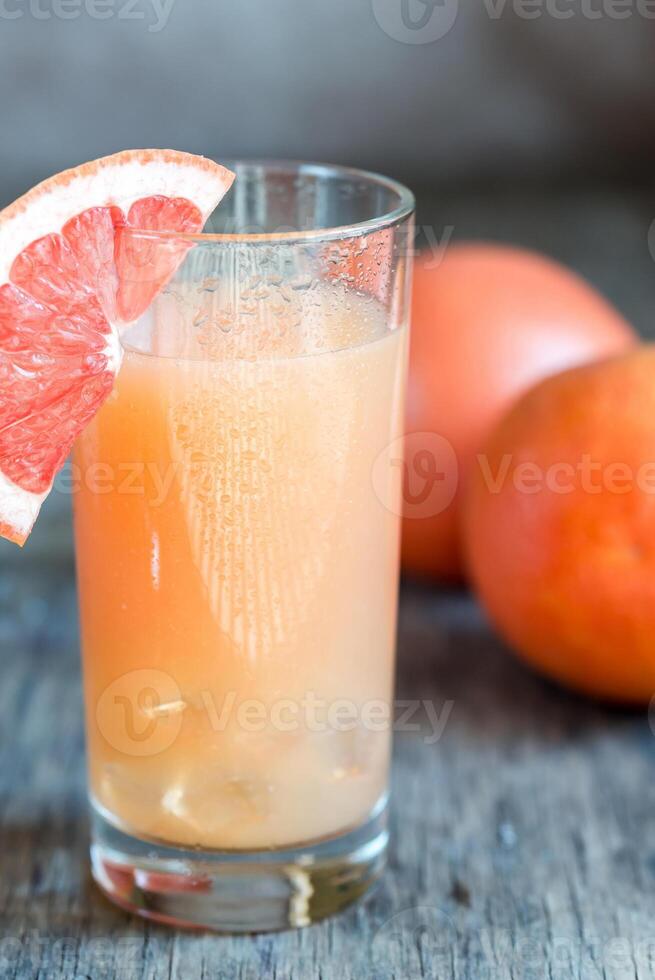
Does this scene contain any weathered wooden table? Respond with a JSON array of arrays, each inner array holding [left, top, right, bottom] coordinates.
[[2, 190, 655, 978]]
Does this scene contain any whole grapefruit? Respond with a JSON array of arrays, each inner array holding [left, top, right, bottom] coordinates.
[[464, 346, 655, 703], [402, 244, 637, 581]]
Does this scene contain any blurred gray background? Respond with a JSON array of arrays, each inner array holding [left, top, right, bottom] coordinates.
[[2, 0, 655, 561], [1, 0, 655, 196]]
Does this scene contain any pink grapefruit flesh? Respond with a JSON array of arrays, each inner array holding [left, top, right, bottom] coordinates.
[[0, 149, 234, 545]]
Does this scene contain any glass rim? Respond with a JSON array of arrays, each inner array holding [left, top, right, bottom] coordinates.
[[123, 159, 415, 246]]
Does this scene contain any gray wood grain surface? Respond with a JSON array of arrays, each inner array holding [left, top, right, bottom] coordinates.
[[2, 188, 655, 979], [2, 555, 655, 980]]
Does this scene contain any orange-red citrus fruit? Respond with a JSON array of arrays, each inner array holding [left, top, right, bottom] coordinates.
[[0, 149, 234, 544], [464, 346, 655, 703], [402, 244, 637, 581]]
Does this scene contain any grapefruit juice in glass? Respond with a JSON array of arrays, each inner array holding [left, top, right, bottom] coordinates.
[[73, 162, 414, 931]]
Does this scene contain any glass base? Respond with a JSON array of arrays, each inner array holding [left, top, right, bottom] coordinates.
[[90, 797, 388, 932]]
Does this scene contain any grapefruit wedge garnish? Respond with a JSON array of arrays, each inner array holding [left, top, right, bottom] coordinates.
[[0, 149, 234, 546]]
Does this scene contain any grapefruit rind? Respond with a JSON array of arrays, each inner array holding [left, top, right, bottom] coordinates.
[[0, 470, 47, 546], [0, 149, 235, 546], [0, 150, 233, 280]]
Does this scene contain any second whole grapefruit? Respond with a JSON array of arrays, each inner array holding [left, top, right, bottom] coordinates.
[[402, 244, 637, 581], [464, 346, 655, 703]]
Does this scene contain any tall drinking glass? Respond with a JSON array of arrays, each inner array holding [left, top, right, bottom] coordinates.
[[73, 161, 414, 931]]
